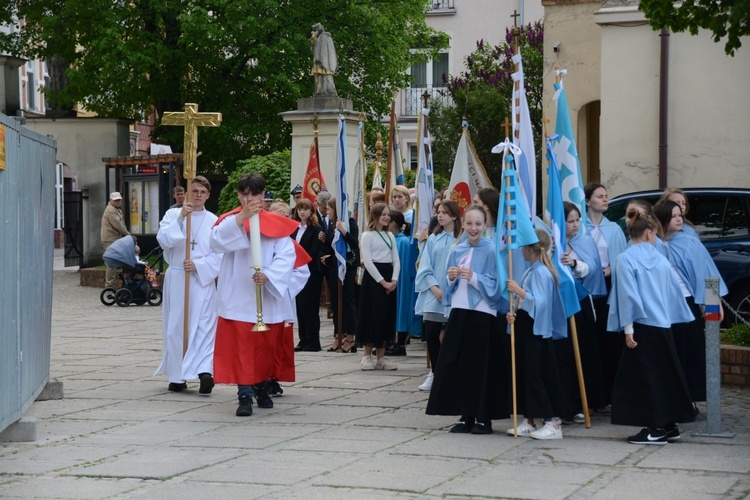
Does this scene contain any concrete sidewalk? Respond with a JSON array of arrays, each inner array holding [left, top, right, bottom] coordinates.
[[1, 270, 749, 499]]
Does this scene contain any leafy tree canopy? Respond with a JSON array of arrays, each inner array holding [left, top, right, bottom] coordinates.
[[429, 22, 543, 189], [639, 0, 749, 56], [218, 149, 291, 214], [0, 0, 448, 173]]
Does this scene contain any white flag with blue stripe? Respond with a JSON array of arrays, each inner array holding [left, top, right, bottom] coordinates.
[[511, 52, 537, 216], [333, 115, 349, 283]]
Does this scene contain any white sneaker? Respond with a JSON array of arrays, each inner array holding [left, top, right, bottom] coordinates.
[[530, 422, 563, 440], [507, 419, 537, 436], [361, 356, 375, 371], [375, 357, 397, 370], [573, 412, 586, 424], [418, 372, 434, 391]]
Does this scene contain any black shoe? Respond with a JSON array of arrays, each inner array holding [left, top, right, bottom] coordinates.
[[449, 419, 474, 433], [385, 345, 406, 356], [168, 382, 187, 392], [471, 421, 493, 435], [665, 424, 681, 442], [294, 346, 304, 352], [253, 382, 274, 408], [302, 346, 322, 352], [198, 373, 214, 394], [236, 395, 253, 417], [268, 380, 284, 397], [627, 427, 667, 445]]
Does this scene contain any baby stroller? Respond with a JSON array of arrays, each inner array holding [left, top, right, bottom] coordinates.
[[100, 235, 163, 307]]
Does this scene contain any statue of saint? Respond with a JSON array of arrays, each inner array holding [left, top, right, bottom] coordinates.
[[310, 23, 337, 97]]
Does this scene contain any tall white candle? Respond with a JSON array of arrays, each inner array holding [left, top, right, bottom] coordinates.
[[249, 213, 263, 268]]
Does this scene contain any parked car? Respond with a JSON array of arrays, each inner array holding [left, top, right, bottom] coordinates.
[[606, 188, 750, 326]]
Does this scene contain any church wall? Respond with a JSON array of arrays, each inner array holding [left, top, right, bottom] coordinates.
[[542, 1, 602, 184], [596, 6, 750, 197]]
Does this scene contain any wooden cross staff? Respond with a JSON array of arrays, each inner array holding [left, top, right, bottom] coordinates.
[[501, 117, 512, 139], [162, 103, 222, 357]]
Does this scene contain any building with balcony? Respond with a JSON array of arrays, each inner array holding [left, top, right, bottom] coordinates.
[[395, 0, 544, 172]]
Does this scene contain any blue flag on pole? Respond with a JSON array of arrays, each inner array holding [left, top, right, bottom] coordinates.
[[545, 135, 588, 318], [553, 73, 587, 233], [333, 115, 349, 283], [497, 151, 539, 301]]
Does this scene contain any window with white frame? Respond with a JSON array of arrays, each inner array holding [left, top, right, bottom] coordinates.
[[26, 61, 36, 111], [404, 52, 450, 116]]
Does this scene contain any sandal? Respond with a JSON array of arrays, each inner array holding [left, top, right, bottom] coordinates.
[[327, 339, 343, 352], [340, 339, 357, 354]]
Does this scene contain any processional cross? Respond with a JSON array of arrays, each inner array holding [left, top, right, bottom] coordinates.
[[162, 103, 222, 356]]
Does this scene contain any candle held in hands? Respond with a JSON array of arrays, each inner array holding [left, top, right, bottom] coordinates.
[[249, 214, 263, 268]]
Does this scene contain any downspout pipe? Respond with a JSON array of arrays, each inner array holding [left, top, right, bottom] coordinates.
[[658, 27, 669, 189]]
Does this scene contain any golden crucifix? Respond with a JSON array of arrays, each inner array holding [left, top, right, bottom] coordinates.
[[162, 103, 222, 179], [162, 103, 222, 357]]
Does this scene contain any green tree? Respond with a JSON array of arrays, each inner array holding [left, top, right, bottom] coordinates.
[[218, 150, 291, 214], [639, 0, 749, 56], [429, 23, 543, 189], [0, 0, 448, 173]]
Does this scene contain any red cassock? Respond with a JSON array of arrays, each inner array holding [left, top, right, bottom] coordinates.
[[212, 208, 311, 385]]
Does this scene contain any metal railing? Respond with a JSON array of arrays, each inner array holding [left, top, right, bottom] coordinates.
[[401, 87, 453, 116], [0, 114, 57, 434], [428, 0, 455, 11]]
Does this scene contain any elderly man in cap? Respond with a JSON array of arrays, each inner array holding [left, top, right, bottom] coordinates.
[[263, 191, 274, 211], [101, 191, 130, 288]]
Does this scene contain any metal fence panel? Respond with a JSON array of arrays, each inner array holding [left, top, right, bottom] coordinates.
[[0, 114, 56, 433]]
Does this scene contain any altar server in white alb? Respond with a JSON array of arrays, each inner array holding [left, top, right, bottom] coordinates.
[[155, 176, 222, 394]]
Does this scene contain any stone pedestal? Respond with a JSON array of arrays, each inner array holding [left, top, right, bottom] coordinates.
[[280, 97, 364, 201]]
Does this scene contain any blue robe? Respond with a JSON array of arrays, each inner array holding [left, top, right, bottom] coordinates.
[[516, 261, 567, 339], [665, 231, 728, 304], [569, 232, 606, 298], [443, 238, 503, 312], [586, 215, 627, 269], [415, 231, 456, 318], [607, 242, 694, 331], [394, 231, 415, 332]]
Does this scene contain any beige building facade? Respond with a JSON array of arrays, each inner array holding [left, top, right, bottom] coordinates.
[[544, 0, 750, 198]]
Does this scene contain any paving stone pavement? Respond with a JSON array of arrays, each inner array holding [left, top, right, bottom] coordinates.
[[1, 268, 749, 499]]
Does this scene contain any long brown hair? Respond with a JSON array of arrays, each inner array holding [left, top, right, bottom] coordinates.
[[293, 198, 319, 226], [367, 202, 390, 231], [434, 200, 462, 238]]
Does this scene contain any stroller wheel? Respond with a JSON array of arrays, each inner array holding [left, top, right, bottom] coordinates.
[[115, 288, 133, 307], [147, 289, 163, 306], [100, 287, 117, 306]]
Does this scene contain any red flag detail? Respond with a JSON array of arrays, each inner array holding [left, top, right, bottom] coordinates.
[[302, 142, 327, 202]]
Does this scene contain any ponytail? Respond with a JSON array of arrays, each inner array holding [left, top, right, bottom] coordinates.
[[527, 229, 558, 285]]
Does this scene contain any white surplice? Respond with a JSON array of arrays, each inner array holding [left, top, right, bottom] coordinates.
[[209, 213, 297, 324], [154, 208, 222, 383]]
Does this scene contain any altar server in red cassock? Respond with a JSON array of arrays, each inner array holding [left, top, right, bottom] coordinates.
[[210, 172, 310, 417]]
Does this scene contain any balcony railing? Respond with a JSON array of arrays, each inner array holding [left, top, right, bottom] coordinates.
[[401, 87, 453, 117], [428, 0, 455, 12]]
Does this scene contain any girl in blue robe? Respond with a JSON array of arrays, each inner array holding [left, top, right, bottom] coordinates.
[[660, 188, 700, 240], [426, 205, 507, 434], [585, 182, 628, 410], [506, 229, 568, 440], [388, 211, 414, 356], [556, 202, 607, 420], [607, 207, 696, 445], [414, 200, 461, 391], [654, 199, 727, 404]]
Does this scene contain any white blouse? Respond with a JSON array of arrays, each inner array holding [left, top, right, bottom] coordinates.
[[360, 230, 401, 283]]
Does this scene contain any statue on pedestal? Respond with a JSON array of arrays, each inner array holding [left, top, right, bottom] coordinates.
[[310, 23, 337, 97]]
